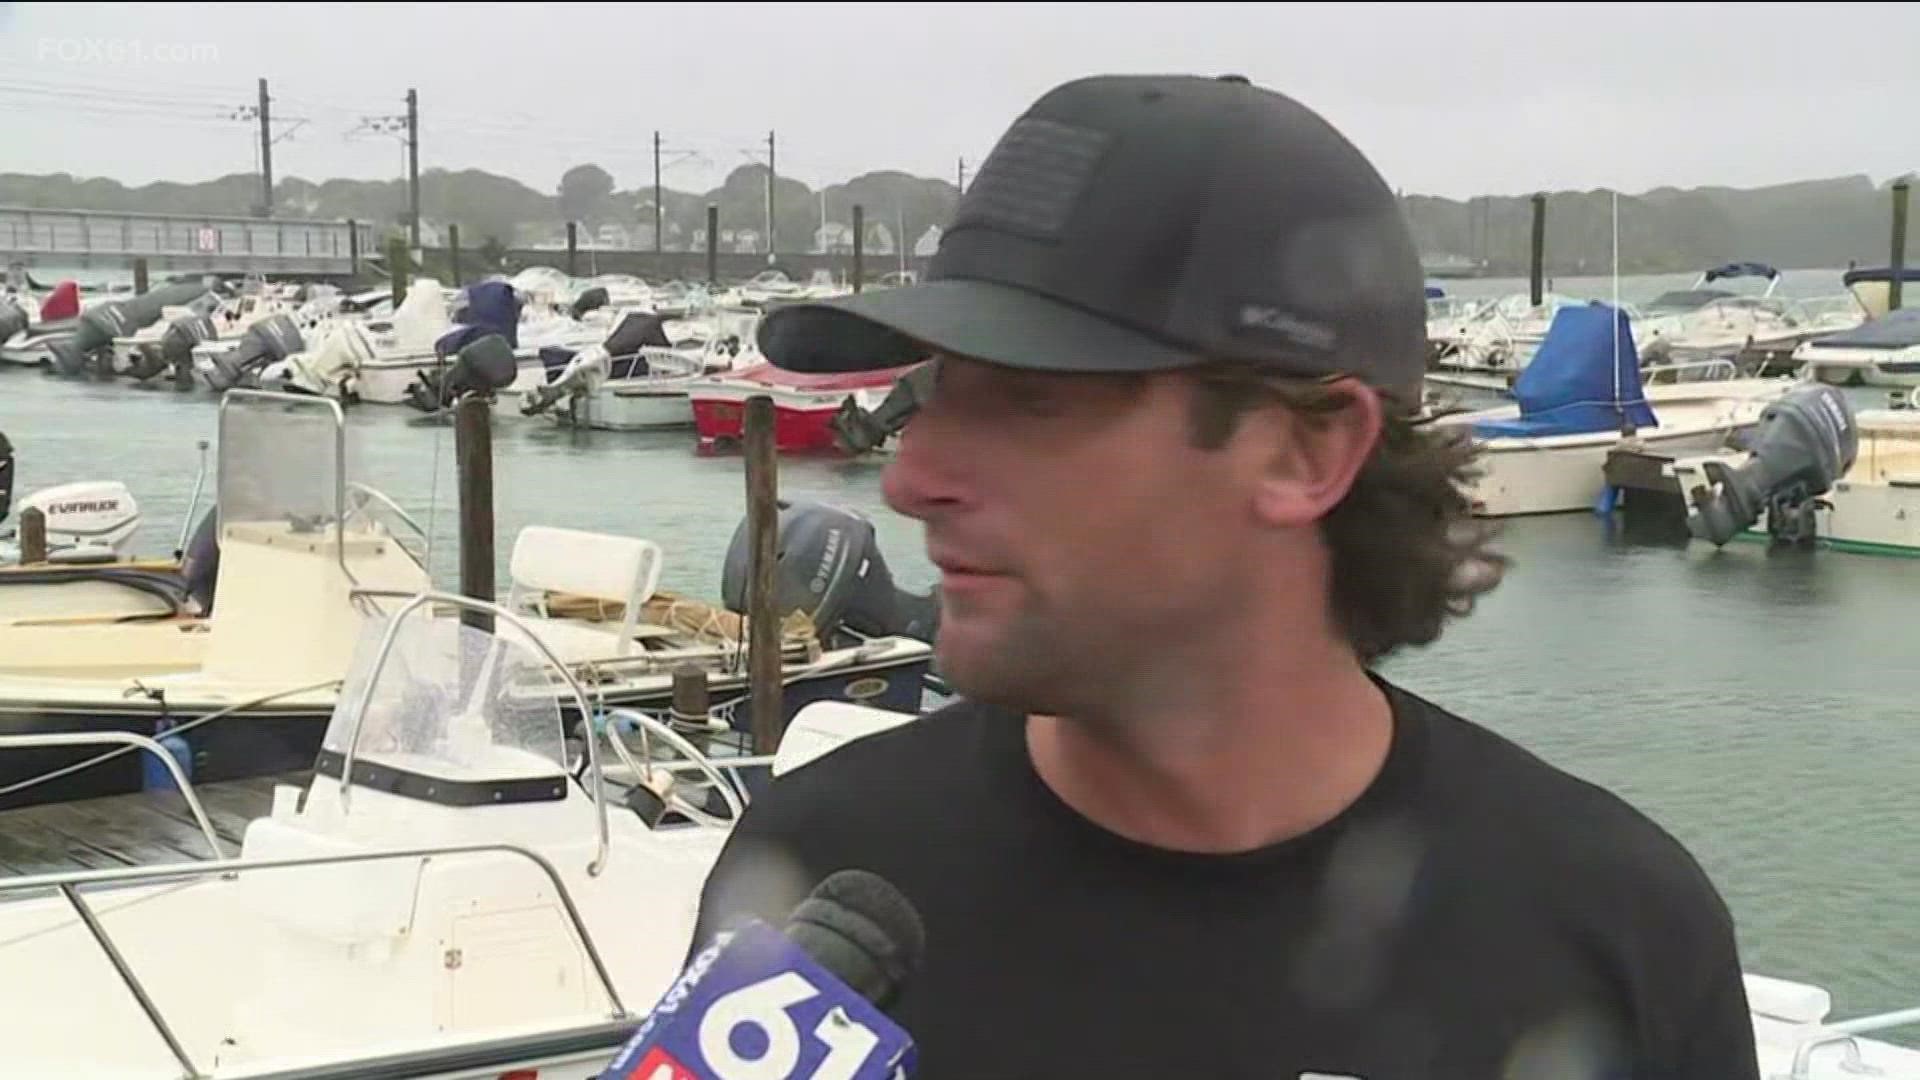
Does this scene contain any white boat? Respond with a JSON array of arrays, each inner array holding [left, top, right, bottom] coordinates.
[[1429, 292, 1586, 375], [1797, 308, 1920, 389], [1441, 303, 1785, 517], [0, 390, 935, 807], [518, 310, 761, 432], [1634, 263, 1862, 372]]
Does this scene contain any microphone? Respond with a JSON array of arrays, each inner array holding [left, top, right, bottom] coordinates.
[[604, 870, 926, 1080]]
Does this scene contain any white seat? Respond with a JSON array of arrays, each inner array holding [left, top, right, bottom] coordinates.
[[506, 526, 663, 659]]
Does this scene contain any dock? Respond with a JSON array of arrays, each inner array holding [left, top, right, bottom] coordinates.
[[0, 772, 306, 877]]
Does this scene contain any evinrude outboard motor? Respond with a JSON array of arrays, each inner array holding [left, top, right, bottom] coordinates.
[[569, 285, 610, 319], [49, 300, 134, 376], [831, 362, 935, 454], [1688, 383, 1858, 547], [408, 333, 519, 411], [721, 500, 939, 644], [204, 313, 304, 391]]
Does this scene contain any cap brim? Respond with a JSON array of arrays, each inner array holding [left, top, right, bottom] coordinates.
[[757, 278, 1199, 374]]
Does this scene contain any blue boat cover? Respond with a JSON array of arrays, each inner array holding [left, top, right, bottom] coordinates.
[[1703, 261, 1780, 283], [435, 281, 523, 358], [1813, 307, 1920, 349], [1472, 304, 1657, 439], [1842, 266, 1920, 287], [1425, 284, 1446, 299]]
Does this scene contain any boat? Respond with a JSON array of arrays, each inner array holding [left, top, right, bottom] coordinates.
[[0, 390, 934, 808], [48, 280, 218, 378], [690, 361, 922, 454], [1797, 307, 1920, 388], [0, 279, 84, 367], [1634, 263, 1861, 374], [1428, 292, 1585, 375], [1839, 266, 1920, 320], [1439, 303, 1785, 517], [519, 312, 714, 431]]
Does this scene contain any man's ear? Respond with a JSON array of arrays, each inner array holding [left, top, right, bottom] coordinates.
[[1250, 379, 1384, 528]]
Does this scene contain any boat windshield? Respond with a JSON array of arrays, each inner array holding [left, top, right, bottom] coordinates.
[[218, 390, 353, 535], [319, 610, 568, 804]]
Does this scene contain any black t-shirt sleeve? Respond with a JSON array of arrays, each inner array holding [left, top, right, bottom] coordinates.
[[1659, 892, 1761, 1080], [683, 779, 825, 965]]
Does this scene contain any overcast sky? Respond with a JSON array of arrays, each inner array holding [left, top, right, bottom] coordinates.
[[2, 1, 1915, 201]]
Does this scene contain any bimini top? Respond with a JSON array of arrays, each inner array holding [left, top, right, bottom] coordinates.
[[1812, 307, 1920, 350], [1703, 261, 1781, 284], [1473, 303, 1655, 440]]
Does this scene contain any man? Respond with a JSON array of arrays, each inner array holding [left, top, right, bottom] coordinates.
[[691, 74, 1759, 1079]]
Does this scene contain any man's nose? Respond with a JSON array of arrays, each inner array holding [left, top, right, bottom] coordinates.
[[881, 401, 973, 522]]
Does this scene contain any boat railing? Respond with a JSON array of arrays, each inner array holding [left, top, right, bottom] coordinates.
[[0, 842, 629, 1080], [1643, 357, 1740, 384], [0, 731, 224, 860], [344, 481, 431, 566]]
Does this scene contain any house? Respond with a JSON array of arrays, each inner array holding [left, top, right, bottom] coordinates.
[[815, 221, 854, 254]]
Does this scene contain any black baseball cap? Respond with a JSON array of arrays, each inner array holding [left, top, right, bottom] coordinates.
[[756, 73, 1429, 404]]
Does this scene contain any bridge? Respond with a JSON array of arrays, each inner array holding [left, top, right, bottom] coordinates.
[[0, 206, 375, 279]]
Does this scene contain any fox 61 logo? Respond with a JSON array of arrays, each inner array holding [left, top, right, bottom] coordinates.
[[35, 38, 219, 66]]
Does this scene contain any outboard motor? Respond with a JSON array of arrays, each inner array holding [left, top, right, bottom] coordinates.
[[569, 285, 610, 319], [832, 363, 934, 454], [407, 333, 520, 411], [49, 299, 135, 376], [0, 298, 28, 348], [13, 481, 142, 562], [721, 500, 939, 644], [204, 313, 304, 391], [0, 429, 12, 527], [129, 310, 217, 382], [521, 344, 609, 417], [1688, 383, 1857, 547]]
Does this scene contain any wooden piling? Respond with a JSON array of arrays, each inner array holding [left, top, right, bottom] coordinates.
[[1529, 193, 1546, 307], [447, 223, 462, 288], [1891, 179, 1910, 312], [672, 665, 713, 753], [19, 507, 46, 565], [566, 221, 578, 278], [744, 395, 783, 754], [132, 258, 149, 295], [454, 394, 495, 633], [387, 235, 410, 308], [852, 204, 865, 294], [347, 219, 360, 277], [706, 205, 719, 287]]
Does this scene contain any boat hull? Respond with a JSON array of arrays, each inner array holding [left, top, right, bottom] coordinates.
[[546, 384, 696, 431]]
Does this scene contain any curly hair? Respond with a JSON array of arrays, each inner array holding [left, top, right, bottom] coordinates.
[[1185, 363, 1508, 663]]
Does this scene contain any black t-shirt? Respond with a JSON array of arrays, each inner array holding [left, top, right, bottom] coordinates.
[[688, 678, 1760, 1080]]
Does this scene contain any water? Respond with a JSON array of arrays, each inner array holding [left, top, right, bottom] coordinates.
[[4, 294, 1918, 1026]]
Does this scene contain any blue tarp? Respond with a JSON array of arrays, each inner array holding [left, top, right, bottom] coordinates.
[[1703, 261, 1780, 284], [1425, 284, 1446, 300], [1813, 307, 1920, 349], [1472, 303, 1656, 439], [435, 281, 523, 359]]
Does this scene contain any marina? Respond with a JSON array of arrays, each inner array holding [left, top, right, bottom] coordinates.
[[3, 3, 1918, 1072]]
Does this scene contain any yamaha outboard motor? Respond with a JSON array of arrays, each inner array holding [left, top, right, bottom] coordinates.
[[832, 363, 934, 454], [49, 300, 134, 376], [205, 313, 304, 391], [1688, 383, 1858, 547], [569, 285, 610, 319], [721, 500, 939, 644]]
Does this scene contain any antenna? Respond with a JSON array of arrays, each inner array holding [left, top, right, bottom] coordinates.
[[1612, 189, 1625, 422]]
